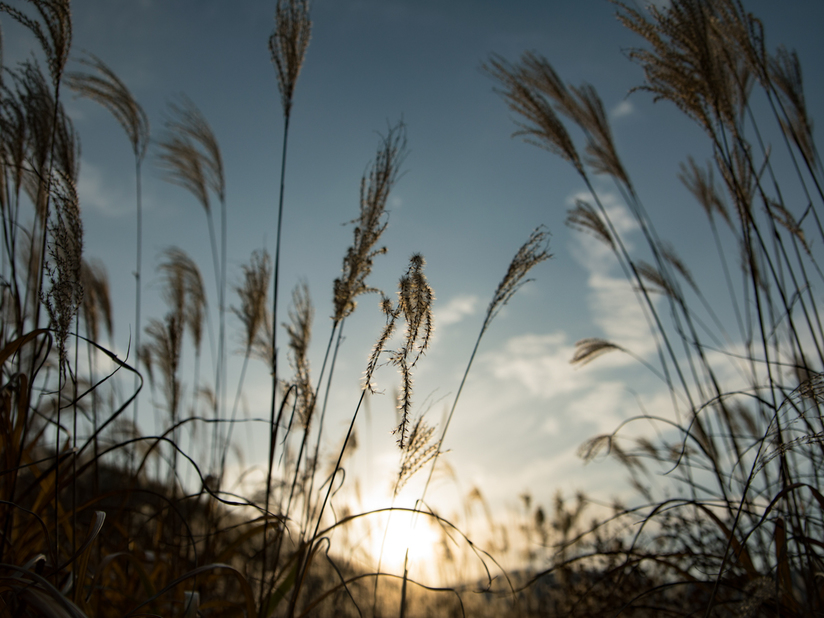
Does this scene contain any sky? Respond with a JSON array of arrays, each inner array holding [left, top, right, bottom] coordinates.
[[3, 0, 824, 578]]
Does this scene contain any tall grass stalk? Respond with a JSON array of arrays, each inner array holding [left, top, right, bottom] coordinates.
[[262, 4, 311, 605], [66, 52, 149, 470]]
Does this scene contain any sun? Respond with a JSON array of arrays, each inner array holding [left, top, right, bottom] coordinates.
[[361, 503, 442, 579]]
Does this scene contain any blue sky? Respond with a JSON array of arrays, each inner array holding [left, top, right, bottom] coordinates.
[[4, 0, 824, 575]]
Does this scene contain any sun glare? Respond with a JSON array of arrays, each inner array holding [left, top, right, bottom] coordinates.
[[359, 500, 442, 580]]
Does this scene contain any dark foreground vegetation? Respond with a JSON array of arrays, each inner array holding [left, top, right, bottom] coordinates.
[[1, 0, 823, 615]]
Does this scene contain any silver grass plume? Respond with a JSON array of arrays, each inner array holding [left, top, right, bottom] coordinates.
[[142, 314, 182, 417], [568, 83, 630, 188], [614, 0, 752, 137], [484, 54, 582, 173], [14, 60, 78, 215], [678, 157, 732, 227], [284, 280, 314, 428], [566, 200, 613, 248], [158, 95, 224, 205], [571, 338, 624, 366], [333, 121, 407, 322], [156, 134, 210, 213], [517, 52, 630, 186], [269, 0, 311, 118], [0, 0, 71, 86], [484, 226, 551, 333], [395, 415, 437, 495], [770, 46, 817, 166], [41, 169, 82, 374], [66, 52, 149, 160], [233, 249, 271, 353], [364, 254, 434, 449], [158, 247, 206, 356]]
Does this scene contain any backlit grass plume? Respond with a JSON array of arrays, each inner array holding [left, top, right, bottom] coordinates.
[[269, 0, 311, 118], [485, 225, 551, 333], [0, 0, 71, 86], [333, 120, 407, 323], [417, 227, 549, 503], [284, 280, 314, 428], [162, 95, 224, 202], [265, 6, 312, 554], [484, 53, 582, 174], [79, 258, 112, 344], [221, 249, 272, 477], [158, 246, 206, 356], [233, 249, 271, 354], [395, 414, 438, 495], [614, 0, 753, 137], [364, 253, 434, 448], [392, 254, 434, 446], [66, 52, 149, 160], [41, 169, 82, 374]]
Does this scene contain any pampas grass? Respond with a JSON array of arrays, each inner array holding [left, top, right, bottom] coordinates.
[[487, 0, 824, 614], [8, 0, 822, 615]]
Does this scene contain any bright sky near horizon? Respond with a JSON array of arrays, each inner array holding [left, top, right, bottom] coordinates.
[[3, 0, 824, 577]]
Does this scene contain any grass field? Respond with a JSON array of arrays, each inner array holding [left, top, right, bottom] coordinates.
[[1, 0, 823, 615]]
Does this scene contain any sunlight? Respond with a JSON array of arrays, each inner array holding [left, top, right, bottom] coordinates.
[[354, 489, 444, 581], [371, 509, 441, 574]]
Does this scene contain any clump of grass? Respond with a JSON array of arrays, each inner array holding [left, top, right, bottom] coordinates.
[[488, 0, 824, 614]]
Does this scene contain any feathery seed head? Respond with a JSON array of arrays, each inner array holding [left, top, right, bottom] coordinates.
[[159, 247, 206, 354], [233, 249, 272, 352], [269, 0, 311, 117], [566, 200, 613, 248], [363, 255, 435, 449], [678, 156, 732, 226], [157, 96, 223, 209], [485, 226, 551, 331], [333, 121, 407, 322], [395, 415, 438, 495], [770, 46, 817, 165], [614, 0, 753, 138], [485, 54, 583, 173], [41, 170, 83, 375], [0, 0, 71, 86], [66, 52, 150, 160], [571, 338, 623, 366], [11, 60, 79, 213], [156, 134, 210, 212], [284, 280, 314, 428], [80, 258, 112, 342], [143, 314, 183, 415]]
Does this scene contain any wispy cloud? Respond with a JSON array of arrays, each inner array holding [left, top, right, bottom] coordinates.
[[77, 160, 132, 217], [611, 99, 634, 119], [438, 294, 479, 328], [566, 190, 659, 357], [487, 332, 579, 400]]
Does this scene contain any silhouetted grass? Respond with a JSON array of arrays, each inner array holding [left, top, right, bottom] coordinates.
[[3, 0, 821, 616]]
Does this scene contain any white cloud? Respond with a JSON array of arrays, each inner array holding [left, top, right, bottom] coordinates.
[[588, 272, 656, 356], [566, 190, 659, 358], [611, 99, 634, 119], [438, 294, 479, 327], [487, 332, 580, 400], [77, 160, 132, 217]]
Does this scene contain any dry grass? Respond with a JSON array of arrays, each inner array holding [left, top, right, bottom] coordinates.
[[2, 0, 822, 616]]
